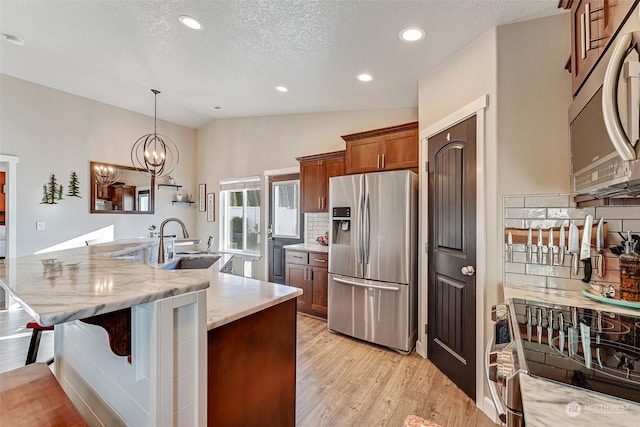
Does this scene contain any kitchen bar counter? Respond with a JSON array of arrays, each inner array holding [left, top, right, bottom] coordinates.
[[282, 242, 329, 253], [0, 239, 209, 326], [0, 239, 301, 426], [503, 283, 640, 426]]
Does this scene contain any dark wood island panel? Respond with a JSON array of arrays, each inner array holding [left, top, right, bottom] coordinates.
[[207, 298, 297, 426]]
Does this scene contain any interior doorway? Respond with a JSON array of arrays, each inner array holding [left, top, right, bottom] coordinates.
[[427, 116, 477, 399], [267, 172, 304, 284], [0, 154, 19, 310]]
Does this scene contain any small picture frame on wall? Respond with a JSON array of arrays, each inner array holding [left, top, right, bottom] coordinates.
[[198, 184, 206, 212], [207, 193, 215, 222]]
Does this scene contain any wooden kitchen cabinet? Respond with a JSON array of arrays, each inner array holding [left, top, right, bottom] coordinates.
[[285, 249, 328, 319], [110, 184, 135, 211], [566, 0, 638, 95], [342, 122, 418, 174], [298, 150, 344, 213], [208, 298, 296, 426]]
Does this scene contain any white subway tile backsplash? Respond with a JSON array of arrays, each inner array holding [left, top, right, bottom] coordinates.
[[622, 219, 640, 233], [503, 194, 640, 292], [524, 195, 570, 208], [594, 206, 640, 219], [504, 273, 546, 287], [505, 208, 547, 219], [305, 212, 329, 243], [505, 196, 525, 208]]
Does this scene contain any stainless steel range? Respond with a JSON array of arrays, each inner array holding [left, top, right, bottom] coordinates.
[[487, 298, 640, 426]]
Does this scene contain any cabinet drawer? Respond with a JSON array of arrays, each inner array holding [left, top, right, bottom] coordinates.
[[308, 253, 329, 267], [286, 250, 309, 265]]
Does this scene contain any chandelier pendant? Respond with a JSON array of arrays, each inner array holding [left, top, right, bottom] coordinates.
[[131, 89, 179, 178]]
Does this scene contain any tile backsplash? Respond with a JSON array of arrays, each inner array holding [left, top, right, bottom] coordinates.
[[503, 194, 640, 292], [305, 212, 329, 243]]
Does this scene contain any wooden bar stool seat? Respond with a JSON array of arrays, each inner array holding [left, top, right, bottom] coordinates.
[[25, 322, 54, 365], [0, 363, 88, 426]]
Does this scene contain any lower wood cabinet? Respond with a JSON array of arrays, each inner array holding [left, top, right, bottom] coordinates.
[[285, 249, 328, 319], [208, 299, 296, 426]]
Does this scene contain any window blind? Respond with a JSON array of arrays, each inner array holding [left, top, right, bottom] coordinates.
[[219, 176, 260, 191]]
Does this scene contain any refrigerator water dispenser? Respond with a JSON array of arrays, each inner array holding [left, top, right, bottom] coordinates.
[[331, 207, 351, 245]]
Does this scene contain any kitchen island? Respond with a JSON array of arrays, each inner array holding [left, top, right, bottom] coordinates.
[[503, 284, 640, 426], [0, 239, 301, 426]]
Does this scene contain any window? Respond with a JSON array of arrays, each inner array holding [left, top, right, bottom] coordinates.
[[272, 180, 300, 239], [220, 177, 261, 254]]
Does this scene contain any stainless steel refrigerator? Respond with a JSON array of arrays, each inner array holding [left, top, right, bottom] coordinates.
[[328, 170, 417, 353]]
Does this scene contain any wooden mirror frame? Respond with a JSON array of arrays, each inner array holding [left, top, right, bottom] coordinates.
[[90, 161, 155, 214]]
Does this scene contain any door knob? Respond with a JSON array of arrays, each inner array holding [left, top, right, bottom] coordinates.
[[461, 265, 475, 276]]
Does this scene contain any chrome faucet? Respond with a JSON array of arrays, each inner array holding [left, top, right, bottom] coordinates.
[[158, 217, 190, 264], [206, 236, 215, 254]]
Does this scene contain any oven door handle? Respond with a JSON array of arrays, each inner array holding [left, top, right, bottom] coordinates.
[[485, 338, 507, 424]]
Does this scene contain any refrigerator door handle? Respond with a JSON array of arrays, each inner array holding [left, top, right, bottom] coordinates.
[[333, 277, 401, 292], [364, 191, 370, 264], [358, 192, 364, 265]]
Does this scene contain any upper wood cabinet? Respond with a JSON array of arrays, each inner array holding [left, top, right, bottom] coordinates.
[[565, 0, 638, 95], [342, 122, 418, 175], [297, 150, 345, 213]]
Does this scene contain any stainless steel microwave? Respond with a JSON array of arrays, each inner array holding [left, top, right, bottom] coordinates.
[[569, 7, 640, 198]]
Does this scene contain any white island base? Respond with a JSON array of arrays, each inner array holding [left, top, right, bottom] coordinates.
[[55, 290, 207, 426]]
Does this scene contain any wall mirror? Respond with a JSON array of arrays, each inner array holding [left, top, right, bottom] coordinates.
[[90, 161, 155, 214]]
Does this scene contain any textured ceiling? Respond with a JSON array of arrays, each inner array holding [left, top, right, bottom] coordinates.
[[0, 0, 562, 129]]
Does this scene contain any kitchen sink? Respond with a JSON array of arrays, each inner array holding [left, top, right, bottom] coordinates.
[[163, 256, 220, 270]]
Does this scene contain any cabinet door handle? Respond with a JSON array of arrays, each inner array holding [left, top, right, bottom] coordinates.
[[377, 154, 380, 169], [310, 268, 314, 281], [313, 258, 327, 263], [318, 197, 321, 210], [381, 153, 385, 169], [585, 3, 591, 54], [580, 12, 586, 59]]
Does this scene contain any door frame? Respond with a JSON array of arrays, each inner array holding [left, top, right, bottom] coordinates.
[[0, 154, 18, 260], [262, 166, 300, 281], [417, 95, 488, 403]]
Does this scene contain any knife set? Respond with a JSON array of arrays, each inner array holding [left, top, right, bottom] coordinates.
[[504, 216, 607, 283]]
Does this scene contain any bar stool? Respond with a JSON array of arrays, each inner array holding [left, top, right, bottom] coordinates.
[[25, 322, 54, 365]]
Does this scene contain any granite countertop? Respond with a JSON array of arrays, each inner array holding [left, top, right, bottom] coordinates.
[[502, 283, 640, 426], [519, 372, 640, 426], [0, 239, 302, 330], [282, 242, 329, 253]]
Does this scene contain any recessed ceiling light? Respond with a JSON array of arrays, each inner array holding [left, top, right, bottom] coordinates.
[[399, 27, 426, 42], [356, 73, 373, 82], [179, 15, 204, 31], [1, 33, 25, 46], [208, 106, 222, 110], [275, 86, 289, 93]]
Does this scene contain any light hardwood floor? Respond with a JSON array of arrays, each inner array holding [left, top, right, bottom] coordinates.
[[296, 314, 498, 427], [0, 309, 497, 427]]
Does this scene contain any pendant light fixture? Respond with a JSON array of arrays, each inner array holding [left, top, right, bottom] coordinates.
[[131, 89, 179, 178], [94, 164, 120, 187]]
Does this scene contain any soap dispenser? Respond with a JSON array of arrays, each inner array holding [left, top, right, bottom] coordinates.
[[619, 232, 640, 302]]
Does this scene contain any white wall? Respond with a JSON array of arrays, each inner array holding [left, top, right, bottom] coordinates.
[[417, 12, 571, 417], [196, 108, 418, 279], [0, 75, 198, 256]]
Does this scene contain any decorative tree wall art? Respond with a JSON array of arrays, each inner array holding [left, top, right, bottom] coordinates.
[[67, 171, 81, 197], [41, 174, 64, 204]]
